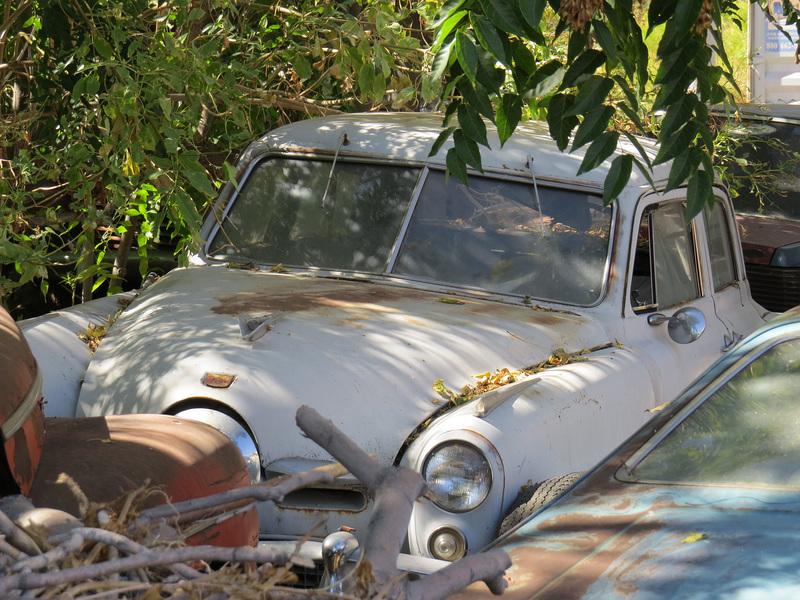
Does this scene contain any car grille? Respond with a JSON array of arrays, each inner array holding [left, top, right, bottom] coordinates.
[[290, 562, 326, 589], [745, 263, 800, 313]]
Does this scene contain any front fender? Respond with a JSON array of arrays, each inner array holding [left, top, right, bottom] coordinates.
[[401, 346, 658, 557], [20, 293, 136, 417]]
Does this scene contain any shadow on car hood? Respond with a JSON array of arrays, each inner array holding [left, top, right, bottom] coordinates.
[[76, 266, 606, 464]]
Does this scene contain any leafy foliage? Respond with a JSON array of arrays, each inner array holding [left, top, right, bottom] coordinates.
[[427, 0, 800, 216], [1, 0, 429, 317]]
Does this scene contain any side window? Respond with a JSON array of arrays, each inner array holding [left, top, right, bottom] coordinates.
[[631, 203, 701, 310], [704, 200, 738, 291]]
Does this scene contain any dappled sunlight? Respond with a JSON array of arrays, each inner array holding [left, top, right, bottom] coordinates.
[[73, 265, 615, 466]]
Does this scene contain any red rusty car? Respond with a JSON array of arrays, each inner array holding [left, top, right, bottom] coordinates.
[[0, 305, 258, 547]]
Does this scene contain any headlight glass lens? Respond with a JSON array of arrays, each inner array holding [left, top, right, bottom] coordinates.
[[422, 441, 491, 512]]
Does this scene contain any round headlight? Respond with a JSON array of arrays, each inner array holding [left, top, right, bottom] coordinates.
[[174, 408, 261, 484], [422, 441, 491, 512]]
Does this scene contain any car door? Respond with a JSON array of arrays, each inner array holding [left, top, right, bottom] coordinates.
[[624, 191, 736, 405], [698, 193, 773, 341]]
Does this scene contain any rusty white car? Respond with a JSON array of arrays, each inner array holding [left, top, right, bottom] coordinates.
[[21, 112, 771, 562], [1, 305, 258, 548]]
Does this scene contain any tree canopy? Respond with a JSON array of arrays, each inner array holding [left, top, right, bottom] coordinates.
[[1, 0, 796, 318], [428, 0, 797, 216]]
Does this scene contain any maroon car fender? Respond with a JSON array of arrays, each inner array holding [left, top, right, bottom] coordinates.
[[29, 414, 259, 547], [0, 308, 46, 496]]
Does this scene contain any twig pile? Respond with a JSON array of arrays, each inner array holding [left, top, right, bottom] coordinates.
[[0, 405, 510, 599]]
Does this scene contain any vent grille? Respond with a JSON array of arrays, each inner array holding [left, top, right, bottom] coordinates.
[[745, 263, 800, 313]]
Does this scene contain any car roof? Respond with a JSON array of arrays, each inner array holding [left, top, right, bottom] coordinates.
[[241, 112, 668, 191]]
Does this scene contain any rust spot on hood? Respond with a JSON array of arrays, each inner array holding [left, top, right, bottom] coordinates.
[[211, 281, 438, 315]]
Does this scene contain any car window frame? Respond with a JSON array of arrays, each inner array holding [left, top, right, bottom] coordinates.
[[202, 152, 619, 306], [629, 195, 704, 313]]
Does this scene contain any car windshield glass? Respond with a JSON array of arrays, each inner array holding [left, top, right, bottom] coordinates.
[[207, 157, 419, 272], [393, 171, 612, 304], [626, 337, 800, 488], [207, 159, 612, 303]]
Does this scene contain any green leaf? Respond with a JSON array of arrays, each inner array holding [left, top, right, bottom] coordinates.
[[565, 75, 614, 117], [511, 39, 537, 77], [446, 146, 469, 184], [577, 131, 619, 176], [431, 34, 457, 81], [648, 0, 679, 31], [429, 126, 457, 157], [673, 0, 705, 41], [358, 63, 376, 100], [175, 190, 203, 232], [603, 154, 633, 205], [455, 31, 479, 84], [665, 145, 702, 192], [479, 0, 523, 37], [655, 121, 698, 165], [93, 36, 113, 59], [686, 168, 713, 220], [567, 26, 590, 63], [72, 77, 86, 98], [432, 0, 473, 27], [659, 93, 699, 141], [631, 155, 656, 189], [525, 60, 565, 98], [434, 10, 469, 48], [547, 93, 579, 151], [497, 94, 522, 146], [519, 0, 547, 28], [572, 105, 614, 151], [475, 46, 506, 93], [453, 128, 483, 170], [458, 80, 496, 122], [471, 13, 509, 66], [617, 102, 645, 132], [561, 49, 605, 88], [85, 74, 100, 96], [654, 42, 693, 86], [293, 53, 313, 80], [458, 103, 489, 148], [182, 169, 217, 198], [591, 20, 618, 66]]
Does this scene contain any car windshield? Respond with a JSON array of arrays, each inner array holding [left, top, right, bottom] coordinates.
[[624, 337, 800, 488], [207, 157, 613, 304]]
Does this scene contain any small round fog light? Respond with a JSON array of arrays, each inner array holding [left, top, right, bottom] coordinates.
[[429, 526, 467, 561]]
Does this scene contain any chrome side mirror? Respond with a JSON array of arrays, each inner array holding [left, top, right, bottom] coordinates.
[[647, 306, 706, 344]]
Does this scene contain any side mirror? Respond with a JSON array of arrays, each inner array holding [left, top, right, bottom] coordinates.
[[647, 306, 706, 344]]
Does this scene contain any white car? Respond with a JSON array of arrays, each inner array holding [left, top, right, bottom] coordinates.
[[22, 112, 771, 563]]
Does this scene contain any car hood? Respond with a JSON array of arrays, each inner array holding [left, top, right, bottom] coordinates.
[[461, 485, 800, 600], [77, 266, 608, 465]]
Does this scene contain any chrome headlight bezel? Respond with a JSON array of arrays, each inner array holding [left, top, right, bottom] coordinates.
[[422, 440, 492, 513], [173, 407, 262, 484]]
